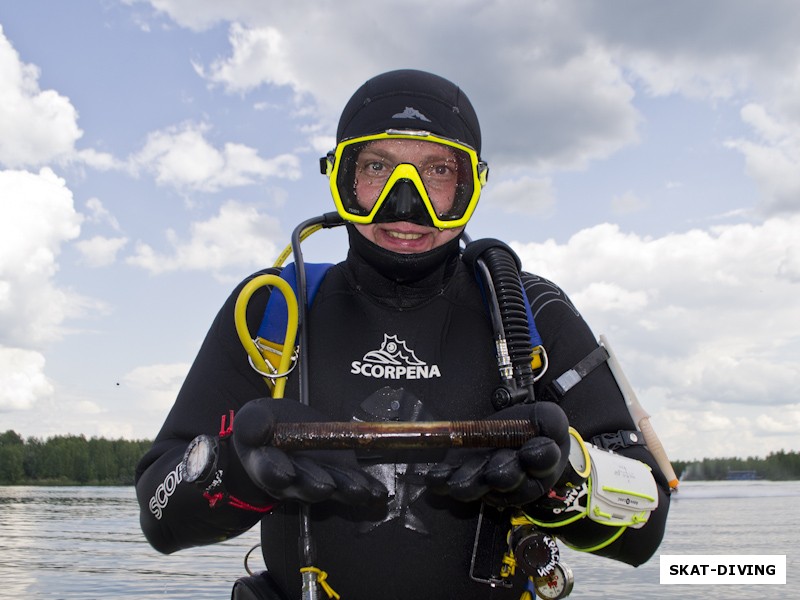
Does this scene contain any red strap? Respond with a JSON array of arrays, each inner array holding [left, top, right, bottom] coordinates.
[[219, 410, 235, 439], [204, 491, 274, 513], [547, 488, 567, 501], [227, 496, 275, 513], [207, 410, 273, 512]]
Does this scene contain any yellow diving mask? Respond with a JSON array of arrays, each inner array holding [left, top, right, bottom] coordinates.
[[321, 130, 489, 229]]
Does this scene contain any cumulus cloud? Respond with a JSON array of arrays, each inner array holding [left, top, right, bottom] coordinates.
[[0, 168, 88, 345], [76, 236, 129, 267], [515, 219, 800, 361], [122, 362, 190, 412], [577, 2, 800, 219], [143, 0, 794, 178], [123, 0, 246, 31], [75, 148, 124, 172], [127, 199, 282, 277], [579, 0, 800, 101], [571, 281, 649, 314], [131, 122, 301, 192], [0, 347, 53, 411], [10, 362, 194, 438], [0, 168, 95, 411], [138, 2, 641, 172], [755, 408, 800, 436], [0, 26, 83, 168], [84, 197, 121, 231], [133, 0, 800, 218], [194, 24, 304, 96], [74, 199, 128, 266], [726, 103, 800, 216], [512, 217, 800, 458]]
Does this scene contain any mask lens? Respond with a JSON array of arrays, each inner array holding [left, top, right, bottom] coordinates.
[[334, 141, 372, 218]]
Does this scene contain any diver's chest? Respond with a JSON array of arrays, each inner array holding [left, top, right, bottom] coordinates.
[[296, 292, 500, 421]]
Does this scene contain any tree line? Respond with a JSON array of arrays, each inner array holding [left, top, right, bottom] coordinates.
[[672, 450, 800, 481], [2, 429, 799, 485], [0, 430, 152, 485]]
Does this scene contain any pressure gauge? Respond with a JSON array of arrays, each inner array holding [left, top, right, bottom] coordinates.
[[533, 562, 574, 599], [512, 530, 560, 578], [181, 434, 219, 485]]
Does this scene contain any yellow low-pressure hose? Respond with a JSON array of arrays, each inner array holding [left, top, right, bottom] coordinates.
[[232, 223, 325, 399], [234, 274, 299, 399], [273, 224, 323, 268]]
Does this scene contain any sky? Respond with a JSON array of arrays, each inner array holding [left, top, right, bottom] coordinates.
[[1, 0, 799, 462]]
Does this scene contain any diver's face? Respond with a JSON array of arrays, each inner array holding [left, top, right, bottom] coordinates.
[[352, 139, 464, 254]]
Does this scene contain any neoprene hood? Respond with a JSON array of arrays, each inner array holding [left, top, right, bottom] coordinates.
[[336, 69, 482, 154]]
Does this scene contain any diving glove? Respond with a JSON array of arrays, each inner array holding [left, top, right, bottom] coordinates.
[[233, 398, 388, 505], [426, 401, 570, 507]]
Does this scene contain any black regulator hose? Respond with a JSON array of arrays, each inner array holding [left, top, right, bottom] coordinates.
[[462, 238, 536, 408], [291, 212, 346, 406], [289, 211, 345, 576]]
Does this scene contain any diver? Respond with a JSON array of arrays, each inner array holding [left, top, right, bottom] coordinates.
[[135, 69, 671, 600]]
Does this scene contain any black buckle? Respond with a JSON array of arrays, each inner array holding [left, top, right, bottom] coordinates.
[[592, 429, 646, 451]]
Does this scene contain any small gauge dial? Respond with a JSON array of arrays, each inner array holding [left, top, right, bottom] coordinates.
[[533, 562, 574, 599]]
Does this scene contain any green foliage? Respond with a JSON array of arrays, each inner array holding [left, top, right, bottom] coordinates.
[[0, 430, 152, 486], [673, 450, 800, 481], [0, 430, 25, 483]]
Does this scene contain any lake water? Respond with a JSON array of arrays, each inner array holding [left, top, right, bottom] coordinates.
[[0, 481, 796, 599]]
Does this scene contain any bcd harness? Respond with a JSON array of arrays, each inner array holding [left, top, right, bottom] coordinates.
[[232, 223, 664, 599], [252, 259, 546, 393]]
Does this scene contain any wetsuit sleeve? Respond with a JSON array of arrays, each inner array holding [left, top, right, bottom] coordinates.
[[134, 269, 278, 554], [524, 273, 671, 566]]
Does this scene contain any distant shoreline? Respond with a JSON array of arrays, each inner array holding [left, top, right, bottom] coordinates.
[[3, 430, 799, 485]]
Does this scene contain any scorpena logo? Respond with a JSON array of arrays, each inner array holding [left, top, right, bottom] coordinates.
[[392, 106, 431, 122], [351, 334, 441, 380]]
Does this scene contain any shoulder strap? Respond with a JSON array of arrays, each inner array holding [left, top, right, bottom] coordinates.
[[522, 289, 544, 350], [257, 262, 334, 345]]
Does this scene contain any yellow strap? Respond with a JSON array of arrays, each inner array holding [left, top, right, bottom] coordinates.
[[601, 485, 656, 502], [501, 551, 517, 577], [299, 567, 340, 600], [530, 345, 544, 370], [518, 576, 538, 600], [564, 525, 627, 553], [510, 514, 532, 527], [592, 505, 612, 520]]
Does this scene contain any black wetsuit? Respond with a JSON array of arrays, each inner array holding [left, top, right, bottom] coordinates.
[[136, 231, 670, 600]]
